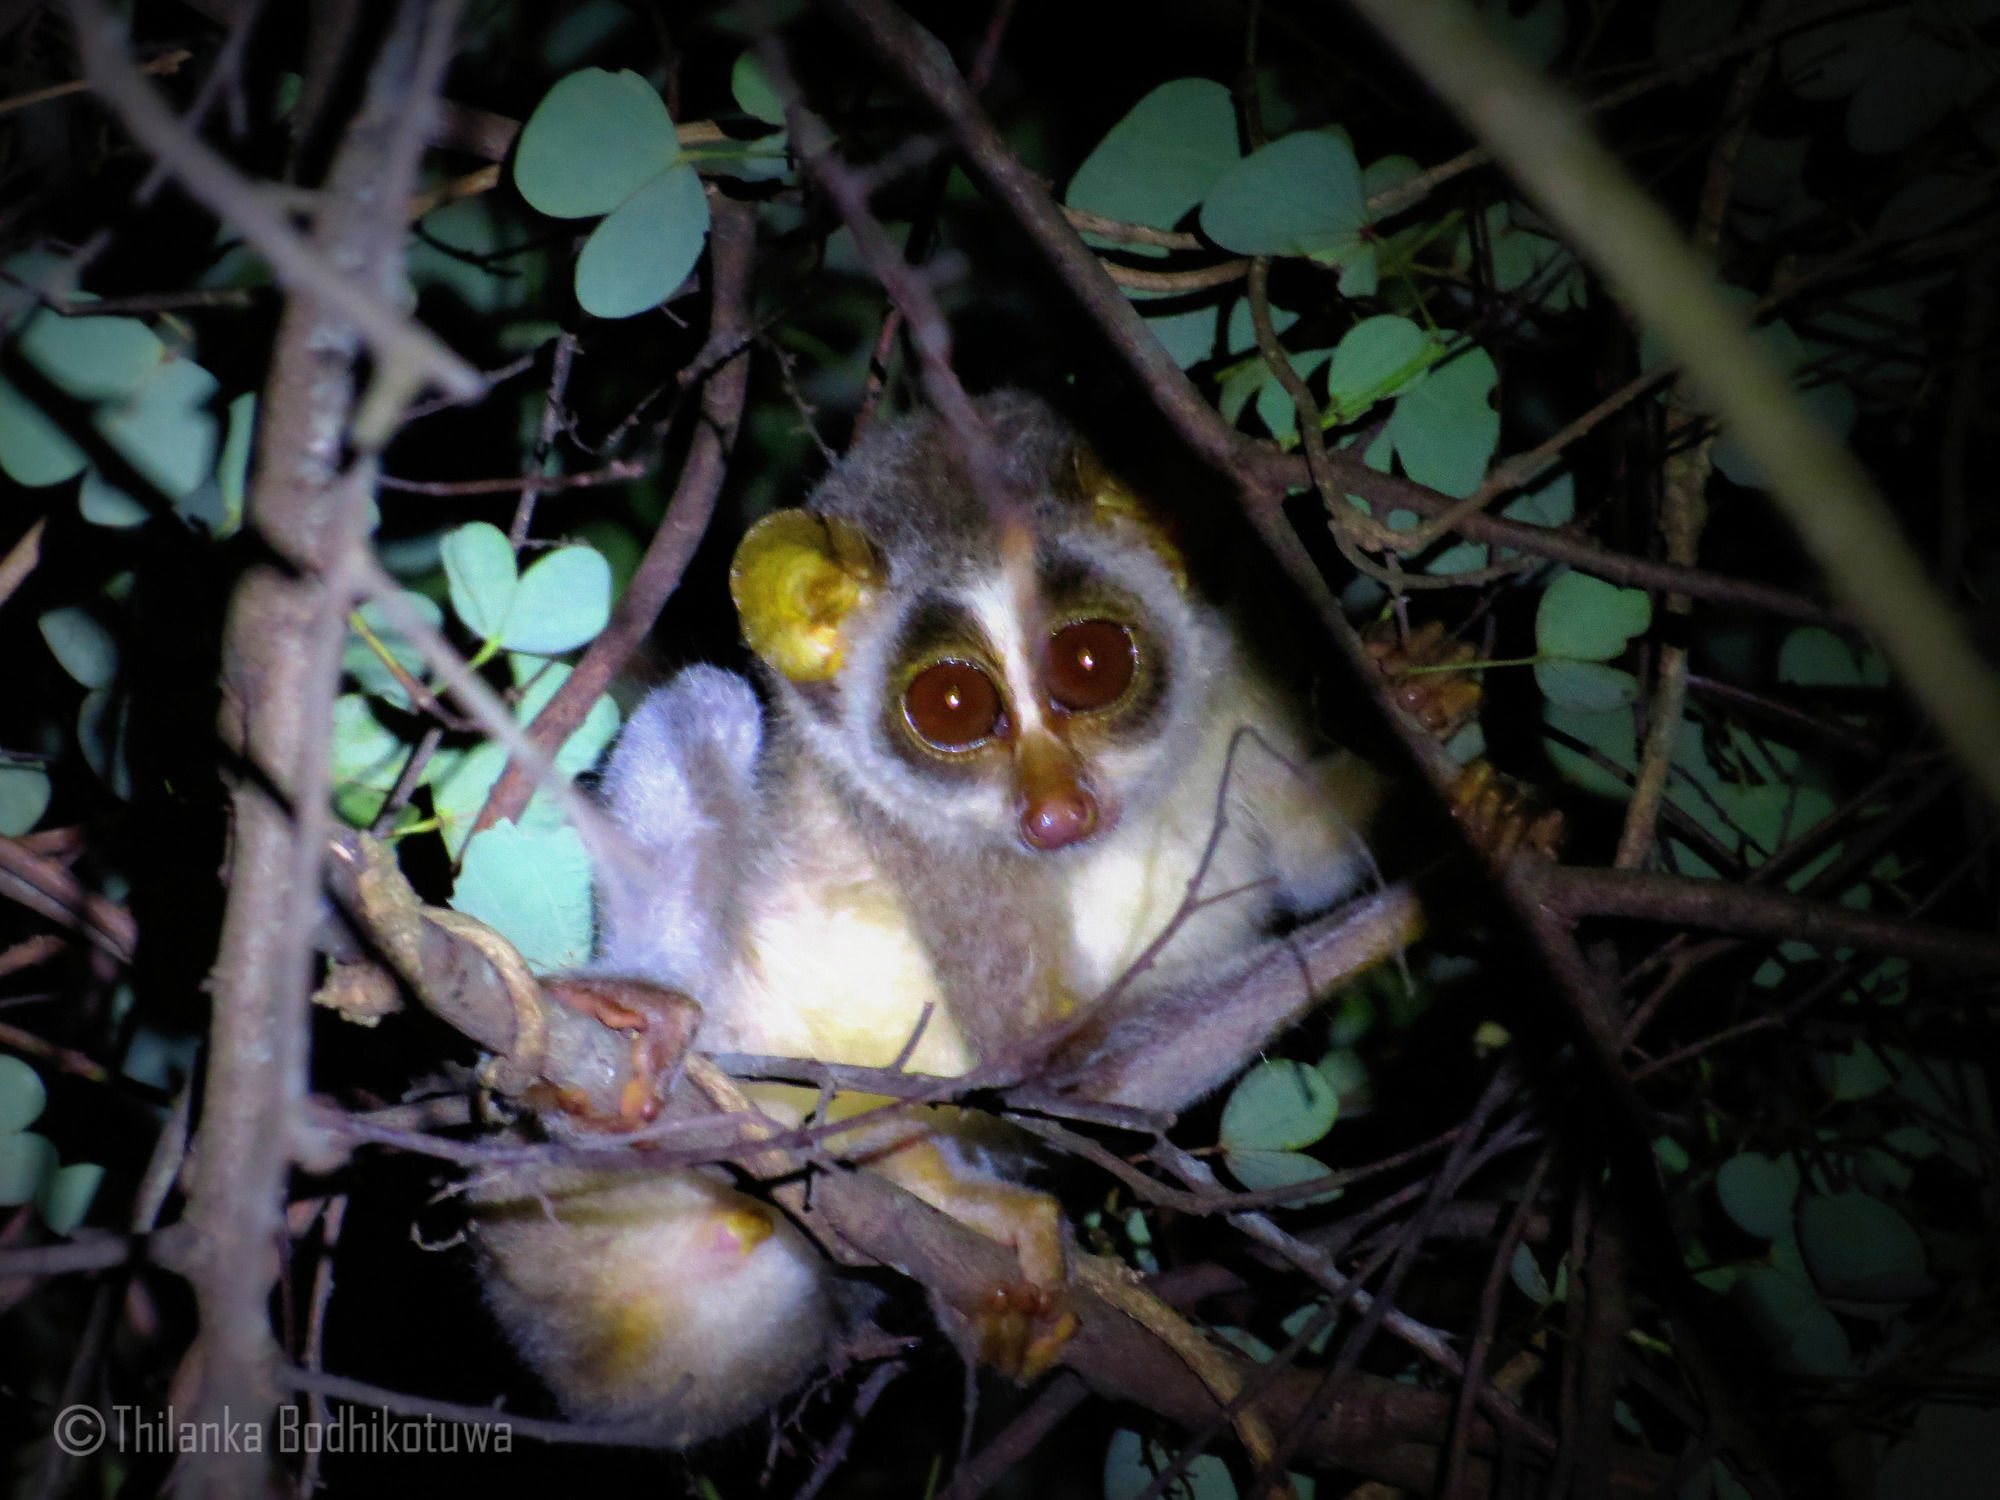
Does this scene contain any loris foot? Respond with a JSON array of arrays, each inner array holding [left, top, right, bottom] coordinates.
[[539, 976, 702, 1127], [974, 1280, 1078, 1381]]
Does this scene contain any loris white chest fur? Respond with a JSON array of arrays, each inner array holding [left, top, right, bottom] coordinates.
[[473, 392, 1385, 1445]]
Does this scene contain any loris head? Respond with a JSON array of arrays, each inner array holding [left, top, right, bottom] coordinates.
[[731, 392, 1219, 857]]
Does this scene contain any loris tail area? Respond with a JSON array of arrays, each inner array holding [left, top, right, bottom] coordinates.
[[470, 391, 1398, 1447]]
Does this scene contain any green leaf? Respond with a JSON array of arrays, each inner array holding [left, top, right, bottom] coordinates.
[[1067, 78, 1239, 237], [1324, 316, 1436, 418], [0, 377, 88, 487], [1654, 1136, 1691, 1174], [38, 606, 119, 689], [429, 663, 620, 856], [37, 1160, 104, 1235], [1105, 1430, 1238, 1500], [1511, 1244, 1553, 1303], [1815, 1042, 1893, 1101], [1535, 658, 1638, 711], [79, 687, 133, 799], [1315, 1047, 1368, 1105], [0, 1055, 48, 1132], [0, 1131, 56, 1206], [79, 468, 150, 527], [1799, 1191, 1928, 1299], [451, 821, 594, 971], [1224, 1148, 1341, 1205], [574, 160, 709, 320], [18, 310, 165, 401], [504, 545, 613, 655], [346, 592, 443, 707], [93, 358, 221, 500], [1777, 626, 1887, 687], [1385, 345, 1498, 497], [442, 521, 520, 642], [1201, 131, 1366, 258], [730, 51, 788, 125], [0, 763, 51, 836], [513, 68, 681, 219], [1220, 1058, 1339, 1151], [216, 391, 255, 534], [1537, 572, 1651, 661], [1732, 1266, 1853, 1376], [1716, 1151, 1800, 1240], [1543, 701, 1637, 796]]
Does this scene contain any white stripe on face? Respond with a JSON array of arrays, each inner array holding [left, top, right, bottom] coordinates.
[[961, 572, 1047, 739]]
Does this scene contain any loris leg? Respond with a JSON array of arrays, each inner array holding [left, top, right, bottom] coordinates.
[[472, 1168, 836, 1446], [867, 1134, 1078, 1381]]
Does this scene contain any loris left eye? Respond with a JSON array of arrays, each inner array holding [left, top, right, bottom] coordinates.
[[903, 660, 1004, 751], [1046, 619, 1137, 712]]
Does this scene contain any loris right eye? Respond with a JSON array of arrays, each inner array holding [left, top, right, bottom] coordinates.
[[903, 660, 1003, 751], [1046, 619, 1136, 713]]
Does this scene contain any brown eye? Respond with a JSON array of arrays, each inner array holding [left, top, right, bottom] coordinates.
[[1046, 619, 1136, 713], [903, 660, 1002, 750]]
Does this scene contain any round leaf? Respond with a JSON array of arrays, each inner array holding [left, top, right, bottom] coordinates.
[[0, 377, 88, 487], [1732, 1266, 1853, 1376], [1067, 78, 1240, 235], [1799, 1190, 1927, 1298], [0, 764, 50, 837], [1325, 315, 1435, 417], [1201, 131, 1366, 258], [451, 822, 594, 972], [1220, 1058, 1340, 1151], [573, 161, 710, 320], [0, 1130, 56, 1205], [38, 606, 119, 689], [1105, 1430, 1238, 1500], [1535, 658, 1639, 712], [513, 68, 681, 219], [79, 468, 150, 527], [1815, 1042, 1893, 1102], [1716, 1150, 1800, 1240], [1777, 626, 1887, 687], [92, 359, 221, 500], [441, 521, 520, 642], [1536, 571, 1652, 661], [37, 1160, 104, 1235], [1385, 345, 1499, 497], [18, 310, 165, 401], [1225, 1148, 1341, 1205], [730, 51, 788, 126], [504, 544, 613, 655], [0, 1055, 47, 1132]]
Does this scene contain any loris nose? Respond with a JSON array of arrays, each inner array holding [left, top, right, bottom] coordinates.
[[1015, 733, 1098, 851]]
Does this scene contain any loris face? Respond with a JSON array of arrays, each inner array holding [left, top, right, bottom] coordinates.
[[731, 393, 1219, 857]]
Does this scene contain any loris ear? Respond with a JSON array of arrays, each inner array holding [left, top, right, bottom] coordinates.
[[730, 510, 886, 682], [1071, 440, 1188, 592]]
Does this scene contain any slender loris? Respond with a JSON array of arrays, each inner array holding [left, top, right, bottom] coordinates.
[[473, 391, 1388, 1445]]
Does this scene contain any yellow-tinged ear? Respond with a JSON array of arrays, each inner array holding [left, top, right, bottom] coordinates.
[[1072, 442, 1188, 592], [730, 510, 884, 682]]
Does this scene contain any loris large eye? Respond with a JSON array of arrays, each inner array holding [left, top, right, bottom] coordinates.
[[1046, 619, 1136, 713], [903, 660, 1003, 751]]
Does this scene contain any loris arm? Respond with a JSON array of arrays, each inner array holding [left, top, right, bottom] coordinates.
[[589, 665, 762, 993], [1043, 882, 1422, 1111]]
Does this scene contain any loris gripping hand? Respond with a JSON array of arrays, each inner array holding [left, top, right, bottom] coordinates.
[[472, 393, 1391, 1445]]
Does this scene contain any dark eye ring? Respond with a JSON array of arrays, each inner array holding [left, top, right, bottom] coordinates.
[[1046, 619, 1136, 713], [902, 659, 1003, 751]]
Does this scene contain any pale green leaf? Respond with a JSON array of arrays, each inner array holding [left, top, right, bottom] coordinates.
[[0, 764, 51, 837], [38, 606, 119, 689], [0, 1131, 56, 1205], [451, 822, 594, 972], [514, 68, 680, 219], [573, 161, 709, 319], [1716, 1151, 1800, 1240], [1201, 131, 1366, 258], [0, 1055, 47, 1133], [442, 521, 519, 642], [18, 310, 165, 401], [1067, 79, 1239, 237], [0, 377, 88, 487], [1220, 1059, 1339, 1151], [37, 1160, 104, 1235], [504, 544, 612, 654]]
